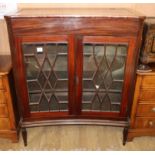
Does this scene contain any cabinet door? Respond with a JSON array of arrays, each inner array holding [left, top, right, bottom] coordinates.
[[76, 36, 136, 118], [15, 36, 75, 118]]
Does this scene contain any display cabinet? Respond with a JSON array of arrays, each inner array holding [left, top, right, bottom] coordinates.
[[5, 8, 145, 145]]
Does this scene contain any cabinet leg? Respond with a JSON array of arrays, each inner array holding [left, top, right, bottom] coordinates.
[[22, 128, 27, 146], [123, 127, 128, 145]]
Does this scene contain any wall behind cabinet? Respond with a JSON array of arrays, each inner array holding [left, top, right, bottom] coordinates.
[[0, 3, 155, 55]]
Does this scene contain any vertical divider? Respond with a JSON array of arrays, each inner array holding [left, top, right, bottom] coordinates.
[[68, 35, 76, 115], [68, 35, 83, 115], [75, 36, 83, 115]]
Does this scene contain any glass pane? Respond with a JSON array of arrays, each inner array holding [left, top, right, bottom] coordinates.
[[55, 80, 68, 90], [84, 44, 93, 54], [82, 103, 92, 110], [57, 44, 68, 53], [83, 54, 96, 79], [38, 71, 46, 88], [105, 46, 116, 66], [49, 95, 59, 111], [92, 95, 101, 110], [83, 80, 95, 90], [23, 42, 69, 113], [94, 45, 105, 64], [46, 44, 57, 65], [27, 81, 40, 91], [39, 94, 49, 112], [55, 92, 68, 103], [29, 93, 41, 104], [30, 105, 39, 112], [42, 58, 51, 77], [82, 43, 127, 112], [82, 92, 95, 102], [24, 56, 40, 80], [23, 44, 35, 54], [110, 81, 123, 92], [109, 93, 121, 104], [101, 95, 111, 111], [54, 55, 68, 79], [44, 82, 52, 91], [49, 72, 57, 88]]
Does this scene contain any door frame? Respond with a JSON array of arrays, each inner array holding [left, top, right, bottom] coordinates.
[[75, 35, 137, 118], [14, 35, 76, 119]]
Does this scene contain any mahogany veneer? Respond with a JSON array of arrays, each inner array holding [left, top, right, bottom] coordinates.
[[5, 8, 145, 146]]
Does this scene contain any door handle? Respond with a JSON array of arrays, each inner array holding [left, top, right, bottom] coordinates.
[[149, 121, 154, 127], [152, 107, 155, 112]]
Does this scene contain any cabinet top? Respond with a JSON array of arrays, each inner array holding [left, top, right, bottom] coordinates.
[[0, 55, 11, 75], [6, 8, 144, 18]]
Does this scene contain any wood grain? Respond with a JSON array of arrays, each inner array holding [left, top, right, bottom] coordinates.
[[126, 70, 155, 143], [0, 55, 19, 142], [0, 90, 6, 104], [9, 17, 142, 36], [0, 55, 12, 75], [135, 117, 155, 128], [0, 104, 8, 117], [0, 77, 3, 90], [137, 104, 155, 117], [139, 90, 155, 101]]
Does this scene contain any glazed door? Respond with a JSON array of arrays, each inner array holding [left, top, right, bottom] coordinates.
[[76, 36, 136, 119], [15, 35, 136, 120], [16, 35, 75, 119]]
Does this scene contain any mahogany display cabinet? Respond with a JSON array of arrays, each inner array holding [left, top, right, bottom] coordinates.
[[5, 8, 145, 146]]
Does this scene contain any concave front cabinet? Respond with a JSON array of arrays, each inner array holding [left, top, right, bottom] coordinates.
[[13, 35, 136, 121], [5, 10, 144, 134]]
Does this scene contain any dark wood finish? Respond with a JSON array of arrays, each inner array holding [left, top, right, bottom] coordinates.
[[22, 128, 27, 146], [21, 119, 128, 128], [0, 55, 20, 142], [125, 69, 155, 144], [82, 36, 137, 118], [5, 8, 145, 145], [123, 127, 128, 145], [68, 35, 76, 115], [10, 17, 141, 37], [75, 36, 83, 115], [15, 35, 71, 118]]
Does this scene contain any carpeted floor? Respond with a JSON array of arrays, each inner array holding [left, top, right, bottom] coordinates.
[[0, 125, 155, 151]]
